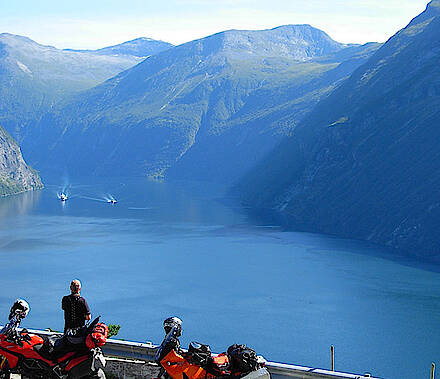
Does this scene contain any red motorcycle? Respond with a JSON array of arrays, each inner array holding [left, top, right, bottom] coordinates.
[[0, 299, 108, 379]]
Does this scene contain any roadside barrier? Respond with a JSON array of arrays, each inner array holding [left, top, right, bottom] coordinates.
[[27, 328, 379, 379]]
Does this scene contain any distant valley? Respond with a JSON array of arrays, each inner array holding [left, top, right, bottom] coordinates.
[[0, 34, 172, 196], [18, 25, 380, 181]]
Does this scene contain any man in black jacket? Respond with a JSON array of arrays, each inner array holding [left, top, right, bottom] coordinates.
[[62, 279, 91, 333]]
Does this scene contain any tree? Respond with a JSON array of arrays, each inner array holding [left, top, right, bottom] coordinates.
[[108, 324, 121, 338]]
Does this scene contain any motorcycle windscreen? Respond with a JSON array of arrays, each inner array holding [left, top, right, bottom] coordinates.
[[161, 350, 210, 379], [155, 329, 179, 363]]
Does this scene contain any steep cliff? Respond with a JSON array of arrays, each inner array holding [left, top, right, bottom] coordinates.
[[236, 1, 440, 259], [0, 126, 42, 196]]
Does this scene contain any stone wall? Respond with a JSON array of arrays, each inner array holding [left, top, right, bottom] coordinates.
[[104, 357, 160, 379]]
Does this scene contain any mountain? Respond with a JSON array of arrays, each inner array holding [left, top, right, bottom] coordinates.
[[0, 126, 42, 196], [65, 37, 173, 57], [26, 25, 380, 180], [235, 1, 440, 259], [0, 34, 169, 143]]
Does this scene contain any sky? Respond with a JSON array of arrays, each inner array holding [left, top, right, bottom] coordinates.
[[0, 0, 431, 49]]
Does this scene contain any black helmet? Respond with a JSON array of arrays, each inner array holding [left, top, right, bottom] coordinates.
[[9, 299, 30, 320], [163, 316, 182, 337]]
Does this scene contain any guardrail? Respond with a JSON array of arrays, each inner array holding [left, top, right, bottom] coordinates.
[[23, 328, 380, 379]]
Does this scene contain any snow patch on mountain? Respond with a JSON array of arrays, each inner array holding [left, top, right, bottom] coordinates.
[[16, 61, 32, 76]]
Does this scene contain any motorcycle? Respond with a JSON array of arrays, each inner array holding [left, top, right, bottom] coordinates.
[[155, 317, 270, 379], [0, 299, 108, 379]]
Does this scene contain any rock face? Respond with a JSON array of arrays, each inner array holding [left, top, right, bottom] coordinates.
[[0, 126, 42, 196], [0, 33, 172, 143], [26, 25, 379, 181], [236, 1, 440, 259]]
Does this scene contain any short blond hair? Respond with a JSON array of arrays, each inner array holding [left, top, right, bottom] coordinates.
[[70, 279, 81, 294]]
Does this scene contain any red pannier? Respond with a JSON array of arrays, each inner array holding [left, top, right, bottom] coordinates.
[[212, 353, 229, 370], [85, 322, 108, 349]]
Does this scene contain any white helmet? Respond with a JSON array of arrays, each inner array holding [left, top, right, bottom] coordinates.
[[9, 299, 30, 320], [163, 316, 182, 336]]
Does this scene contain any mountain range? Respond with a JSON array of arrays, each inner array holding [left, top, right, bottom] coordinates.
[[0, 2, 437, 260], [235, 0, 440, 259], [0, 33, 173, 144], [22, 25, 380, 181]]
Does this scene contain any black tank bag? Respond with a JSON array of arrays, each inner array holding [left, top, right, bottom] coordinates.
[[227, 344, 259, 375], [186, 341, 212, 366]]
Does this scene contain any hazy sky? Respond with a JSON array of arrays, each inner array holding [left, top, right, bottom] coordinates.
[[0, 0, 431, 49]]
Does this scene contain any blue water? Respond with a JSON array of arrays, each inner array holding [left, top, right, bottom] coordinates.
[[0, 177, 439, 379]]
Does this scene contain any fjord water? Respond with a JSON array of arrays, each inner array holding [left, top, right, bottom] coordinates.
[[0, 178, 439, 379]]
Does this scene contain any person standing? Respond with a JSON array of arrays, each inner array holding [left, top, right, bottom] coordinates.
[[62, 279, 91, 333]]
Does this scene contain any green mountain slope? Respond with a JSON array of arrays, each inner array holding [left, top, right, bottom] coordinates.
[[27, 25, 379, 181], [236, 1, 440, 259], [0, 34, 171, 142]]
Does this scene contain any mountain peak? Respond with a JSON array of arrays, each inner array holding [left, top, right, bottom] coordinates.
[[401, 0, 440, 29], [428, 0, 440, 9], [92, 37, 173, 57], [0, 33, 40, 46], [424, 0, 440, 17], [0, 33, 58, 53], [191, 24, 346, 61], [270, 24, 327, 34], [134, 37, 166, 42]]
